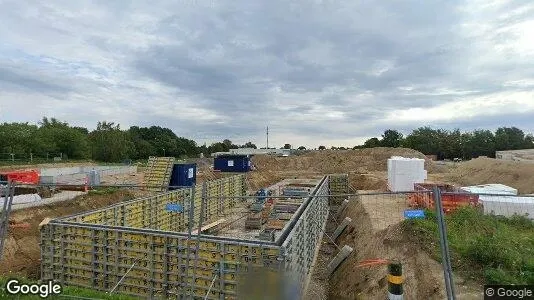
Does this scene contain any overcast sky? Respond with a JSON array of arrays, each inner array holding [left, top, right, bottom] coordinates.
[[0, 0, 533, 148]]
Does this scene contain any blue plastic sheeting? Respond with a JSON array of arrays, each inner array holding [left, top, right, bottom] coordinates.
[[165, 203, 183, 212], [404, 209, 425, 219]]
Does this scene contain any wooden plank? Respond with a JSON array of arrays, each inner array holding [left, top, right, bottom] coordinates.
[[192, 218, 226, 234]]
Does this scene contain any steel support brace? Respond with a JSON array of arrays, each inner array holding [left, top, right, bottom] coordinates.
[[433, 187, 456, 300]]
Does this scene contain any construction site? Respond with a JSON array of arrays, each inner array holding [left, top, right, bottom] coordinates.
[[1, 148, 534, 299]]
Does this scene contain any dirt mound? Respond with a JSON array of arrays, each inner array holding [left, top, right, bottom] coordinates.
[[252, 148, 436, 175], [329, 199, 481, 299], [446, 158, 534, 194], [349, 172, 388, 191], [0, 190, 138, 279], [329, 200, 447, 299]]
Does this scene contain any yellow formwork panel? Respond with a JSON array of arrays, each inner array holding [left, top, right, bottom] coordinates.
[[42, 220, 281, 299]]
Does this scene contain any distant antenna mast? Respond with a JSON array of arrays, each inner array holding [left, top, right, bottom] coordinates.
[[266, 126, 269, 149]]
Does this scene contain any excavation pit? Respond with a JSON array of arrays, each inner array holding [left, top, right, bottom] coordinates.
[[40, 174, 348, 299]]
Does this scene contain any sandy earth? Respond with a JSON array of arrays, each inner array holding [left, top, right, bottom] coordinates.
[[0, 189, 140, 279], [329, 198, 482, 300]]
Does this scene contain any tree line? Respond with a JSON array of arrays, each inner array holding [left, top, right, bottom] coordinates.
[[353, 127, 534, 160], [0, 118, 258, 162], [1, 118, 532, 162]]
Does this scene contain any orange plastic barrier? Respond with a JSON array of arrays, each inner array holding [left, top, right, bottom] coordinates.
[[0, 170, 40, 184], [408, 183, 480, 214]]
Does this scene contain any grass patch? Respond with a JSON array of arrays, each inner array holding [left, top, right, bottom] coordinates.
[[0, 276, 137, 299], [404, 206, 534, 284]]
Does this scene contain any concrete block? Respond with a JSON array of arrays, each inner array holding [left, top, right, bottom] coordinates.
[[333, 217, 352, 240], [326, 245, 353, 275]]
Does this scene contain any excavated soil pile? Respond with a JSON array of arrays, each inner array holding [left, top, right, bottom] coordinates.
[[446, 158, 534, 194], [349, 172, 388, 191], [329, 200, 447, 300], [328, 200, 481, 300], [0, 190, 137, 279], [252, 148, 436, 174]]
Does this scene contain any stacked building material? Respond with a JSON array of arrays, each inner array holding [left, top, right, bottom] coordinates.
[[387, 156, 427, 192], [282, 187, 309, 197], [275, 213, 293, 220], [273, 202, 300, 213], [461, 184, 534, 219], [258, 229, 276, 241], [144, 156, 175, 191], [245, 213, 263, 229], [266, 219, 285, 230]]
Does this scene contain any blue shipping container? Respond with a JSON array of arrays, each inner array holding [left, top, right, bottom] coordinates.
[[169, 163, 196, 189], [213, 155, 250, 172]]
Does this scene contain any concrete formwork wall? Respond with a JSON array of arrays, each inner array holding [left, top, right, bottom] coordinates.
[[60, 174, 246, 232], [40, 174, 342, 299], [328, 173, 349, 205], [40, 223, 282, 299], [280, 176, 330, 297]]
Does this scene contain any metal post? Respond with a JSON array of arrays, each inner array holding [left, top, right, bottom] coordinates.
[[0, 181, 15, 260], [189, 182, 207, 299], [184, 187, 195, 298], [387, 262, 403, 299], [433, 187, 456, 300]]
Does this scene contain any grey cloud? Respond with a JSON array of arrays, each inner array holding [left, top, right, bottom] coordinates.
[[0, 0, 533, 147], [0, 66, 71, 94]]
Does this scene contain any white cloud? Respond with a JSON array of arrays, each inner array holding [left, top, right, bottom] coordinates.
[[0, 0, 533, 148], [386, 91, 534, 123]]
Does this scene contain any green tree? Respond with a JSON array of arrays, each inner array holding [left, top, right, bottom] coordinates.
[[242, 142, 257, 149], [402, 127, 440, 155], [318, 145, 326, 150], [0, 122, 39, 155], [89, 122, 134, 162], [524, 134, 534, 149], [37, 117, 90, 159], [297, 146, 306, 150], [381, 130, 403, 147], [283, 144, 291, 149], [495, 127, 526, 151], [363, 138, 381, 148], [461, 130, 495, 159]]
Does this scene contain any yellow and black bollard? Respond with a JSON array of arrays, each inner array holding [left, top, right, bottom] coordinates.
[[387, 262, 403, 299]]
